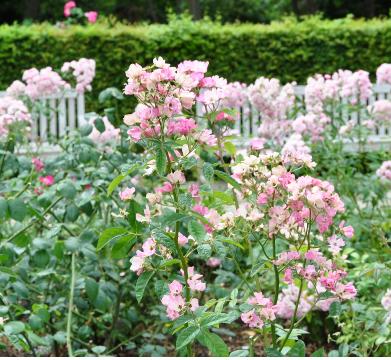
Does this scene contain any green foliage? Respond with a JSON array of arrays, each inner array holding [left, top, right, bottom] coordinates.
[[0, 16, 391, 113]]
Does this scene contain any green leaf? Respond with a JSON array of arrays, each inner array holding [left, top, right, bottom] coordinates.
[[188, 220, 206, 242], [329, 301, 341, 317], [79, 124, 93, 136], [176, 326, 200, 350], [8, 199, 26, 222], [197, 244, 212, 260], [178, 193, 192, 208], [229, 288, 238, 307], [161, 212, 189, 227], [159, 259, 181, 268], [0, 198, 8, 219], [65, 203, 79, 222], [29, 315, 43, 330], [0, 306, 9, 315], [156, 147, 167, 176], [200, 311, 239, 327], [32, 249, 50, 267], [92, 345, 107, 354], [58, 182, 77, 200], [97, 227, 128, 251], [311, 347, 325, 357], [135, 271, 154, 303], [287, 340, 305, 357], [107, 174, 126, 196], [224, 141, 236, 156], [212, 191, 234, 204], [53, 331, 67, 344], [153, 230, 176, 253], [4, 321, 25, 335], [36, 308, 50, 323], [111, 235, 136, 259], [328, 350, 339, 357], [94, 117, 105, 133], [99, 87, 124, 102], [214, 170, 241, 190], [154, 280, 168, 299], [265, 347, 283, 357], [85, 278, 99, 302], [27, 331, 49, 346], [230, 349, 249, 357], [197, 329, 229, 356], [220, 238, 244, 250], [104, 107, 116, 124], [64, 237, 80, 252], [202, 163, 214, 182]]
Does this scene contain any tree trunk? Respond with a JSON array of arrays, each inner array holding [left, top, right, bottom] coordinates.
[[364, 0, 375, 18], [187, 0, 201, 20], [292, 0, 300, 17], [24, 0, 40, 20]]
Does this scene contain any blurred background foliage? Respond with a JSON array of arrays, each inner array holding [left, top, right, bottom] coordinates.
[[0, 0, 390, 25]]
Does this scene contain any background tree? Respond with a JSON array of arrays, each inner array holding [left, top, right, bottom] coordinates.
[[0, 0, 389, 24]]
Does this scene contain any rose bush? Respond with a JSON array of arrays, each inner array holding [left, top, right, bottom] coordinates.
[[0, 58, 389, 356]]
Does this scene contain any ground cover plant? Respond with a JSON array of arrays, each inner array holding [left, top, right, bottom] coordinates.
[[0, 56, 389, 357]]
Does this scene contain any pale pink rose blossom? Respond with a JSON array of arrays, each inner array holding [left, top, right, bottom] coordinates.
[[119, 187, 135, 201]]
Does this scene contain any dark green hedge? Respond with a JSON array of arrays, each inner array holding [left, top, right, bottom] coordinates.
[[1, 16, 391, 112]]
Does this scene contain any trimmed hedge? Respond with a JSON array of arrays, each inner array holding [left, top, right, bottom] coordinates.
[[1, 16, 391, 112]]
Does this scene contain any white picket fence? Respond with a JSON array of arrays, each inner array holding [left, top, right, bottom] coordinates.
[[1, 84, 391, 153], [225, 84, 391, 149], [0, 90, 86, 141], [31, 91, 87, 141]]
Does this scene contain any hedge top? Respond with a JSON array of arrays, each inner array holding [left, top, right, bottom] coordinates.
[[1, 16, 390, 111]]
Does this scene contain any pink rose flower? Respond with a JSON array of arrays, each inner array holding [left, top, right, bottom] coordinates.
[[119, 187, 135, 201], [178, 233, 188, 246], [206, 257, 221, 267], [39, 175, 55, 186], [32, 158, 44, 172], [85, 11, 98, 23], [64, 1, 76, 17], [142, 238, 156, 256], [169, 280, 183, 295], [339, 221, 354, 238], [257, 193, 268, 205]]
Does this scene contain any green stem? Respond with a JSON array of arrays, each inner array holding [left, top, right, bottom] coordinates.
[[270, 235, 279, 348], [230, 256, 254, 292], [173, 200, 190, 301], [279, 220, 312, 351], [212, 122, 239, 208], [11, 182, 30, 199], [4, 196, 63, 245], [67, 252, 76, 357], [279, 278, 304, 351]]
